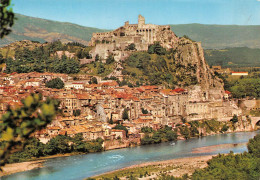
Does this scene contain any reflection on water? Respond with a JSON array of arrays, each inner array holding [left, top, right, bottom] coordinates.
[[3, 130, 259, 180]]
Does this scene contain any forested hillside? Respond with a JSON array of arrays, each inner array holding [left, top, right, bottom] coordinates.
[[204, 47, 260, 67]]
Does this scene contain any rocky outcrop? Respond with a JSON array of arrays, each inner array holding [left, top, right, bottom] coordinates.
[[173, 38, 223, 91]]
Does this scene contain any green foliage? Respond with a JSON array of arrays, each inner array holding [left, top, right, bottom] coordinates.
[[73, 109, 81, 117], [0, 53, 6, 64], [192, 153, 260, 180], [113, 124, 128, 137], [122, 108, 129, 120], [5, 134, 104, 164], [125, 43, 136, 51], [191, 134, 260, 179], [76, 48, 91, 59], [124, 50, 197, 86], [141, 108, 149, 114], [205, 47, 260, 67], [141, 126, 153, 133], [97, 63, 105, 74], [177, 120, 229, 139], [45, 78, 64, 89], [220, 124, 229, 132], [141, 134, 153, 145], [95, 54, 99, 61], [5, 43, 81, 74], [0, 94, 60, 167], [165, 130, 178, 141], [141, 126, 177, 145], [0, 0, 15, 38], [247, 134, 260, 158], [203, 119, 222, 133], [158, 173, 188, 180], [44, 135, 71, 155], [230, 114, 239, 124], [89, 77, 98, 84], [148, 42, 166, 55], [106, 55, 115, 64], [179, 126, 190, 140], [229, 78, 260, 98]]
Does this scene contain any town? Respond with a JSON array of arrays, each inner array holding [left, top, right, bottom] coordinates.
[[1, 70, 254, 150], [0, 15, 259, 151]]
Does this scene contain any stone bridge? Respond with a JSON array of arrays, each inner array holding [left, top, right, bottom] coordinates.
[[251, 116, 260, 130]]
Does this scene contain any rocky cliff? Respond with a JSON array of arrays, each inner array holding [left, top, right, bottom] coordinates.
[[171, 38, 224, 100]]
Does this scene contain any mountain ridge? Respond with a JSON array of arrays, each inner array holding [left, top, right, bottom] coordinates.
[[1, 14, 260, 49]]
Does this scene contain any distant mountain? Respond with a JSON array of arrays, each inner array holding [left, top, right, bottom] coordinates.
[[171, 24, 260, 49], [1, 14, 260, 49], [0, 14, 108, 47]]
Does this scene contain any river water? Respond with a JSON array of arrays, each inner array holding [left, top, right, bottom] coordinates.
[[3, 130, 259, 180]]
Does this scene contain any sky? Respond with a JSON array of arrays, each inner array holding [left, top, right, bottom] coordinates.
[[11, 0, 260, 29]]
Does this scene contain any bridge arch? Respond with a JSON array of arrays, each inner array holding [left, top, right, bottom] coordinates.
[[256, 120, 260, 127], [251, 117, 260, 129]]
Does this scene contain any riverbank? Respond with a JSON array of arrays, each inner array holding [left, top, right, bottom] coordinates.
[[0, 153, 80, 177], [0, 160, 44, 177], [92, 155, 215, 179]]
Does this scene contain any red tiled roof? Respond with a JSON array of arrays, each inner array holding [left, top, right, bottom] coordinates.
[[225, 90, 231, 94]]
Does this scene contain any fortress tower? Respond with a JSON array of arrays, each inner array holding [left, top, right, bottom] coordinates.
[[138, 15, 145, 27]]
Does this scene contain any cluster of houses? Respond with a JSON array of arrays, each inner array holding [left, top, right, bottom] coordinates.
[[0, 72, 241, 147]]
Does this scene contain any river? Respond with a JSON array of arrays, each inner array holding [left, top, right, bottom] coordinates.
[[3, 130, 259, 180]]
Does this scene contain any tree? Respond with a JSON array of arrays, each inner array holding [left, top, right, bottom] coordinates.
[[165, 130, 178, 141], [141, 126, 153, 133], [72, 133, 86, 152], [73, 109, 81, 116], [247, 134, 260, 158], [125, 43, 136, 51], [179, 126, 190, 139], [44, 135, 71, 155], [89, 77, 98, 84], [152, 131, 162, 143], [230, 114, 238, 123], [97, 63, 105, 74], [45, 78, 64, 89], [141, 108, 149, 114], [0, 53, 5, 64], [113, 124, 128, 137], [148, 42, 166, 55], [106, 55, 115, 64], [141, 134, 153, 145], [0, 0, 15, 38], [122, 108, 129, 120], [0, 94, 60, 168], [95, 54, 99, 61]]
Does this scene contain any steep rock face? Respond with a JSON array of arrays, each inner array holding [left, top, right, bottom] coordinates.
[[172, 38, 224, 100]]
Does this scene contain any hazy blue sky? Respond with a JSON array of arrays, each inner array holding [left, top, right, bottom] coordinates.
[[12, 0, 260, 29]]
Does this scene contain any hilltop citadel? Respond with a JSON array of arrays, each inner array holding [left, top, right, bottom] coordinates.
[[89, 15, 178, 61]]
